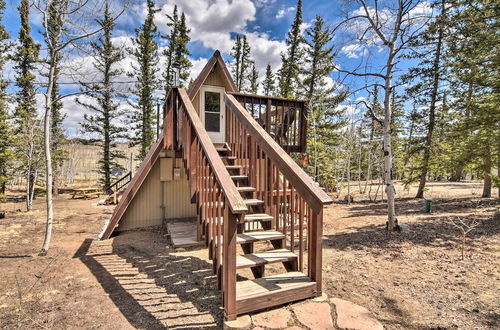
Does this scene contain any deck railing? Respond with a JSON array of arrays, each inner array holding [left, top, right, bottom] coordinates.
[[228, 92, 308, 153], [104, 171, 132, 195], [164, 88, 247, 320], [225, 93, 332, 294]]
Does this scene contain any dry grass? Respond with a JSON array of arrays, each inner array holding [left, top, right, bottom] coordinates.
[[0, 181, 498, 329]]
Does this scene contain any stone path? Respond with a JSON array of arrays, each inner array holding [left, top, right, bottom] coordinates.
[[225, 294, 384, 329]]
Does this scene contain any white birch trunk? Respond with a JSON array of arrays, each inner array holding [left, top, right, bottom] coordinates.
[[40, 62, 55, 255], [383, 58, 397, 230]]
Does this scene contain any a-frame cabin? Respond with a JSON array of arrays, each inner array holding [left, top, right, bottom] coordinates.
[[100, 51, 333, 320]]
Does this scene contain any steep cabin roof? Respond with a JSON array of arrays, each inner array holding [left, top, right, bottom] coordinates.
[[100, 50, 237, 239]]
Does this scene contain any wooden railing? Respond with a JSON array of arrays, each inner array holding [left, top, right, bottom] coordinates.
[[228, 92, 308, 153], [104, 171, 132, 195], [225, 93, 332, 294], [164, 88, 247, 320]]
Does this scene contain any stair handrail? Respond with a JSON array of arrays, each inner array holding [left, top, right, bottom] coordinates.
[[173, 88, 248, 214], [225, 93, 333, 213], [103, 171, 132, 194]]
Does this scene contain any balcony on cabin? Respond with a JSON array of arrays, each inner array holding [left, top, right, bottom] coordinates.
[[227, 92, 307, 153]]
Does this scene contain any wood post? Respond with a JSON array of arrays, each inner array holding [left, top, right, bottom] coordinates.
[[310, 209, 323, 295], [223, 207, 238, 320]]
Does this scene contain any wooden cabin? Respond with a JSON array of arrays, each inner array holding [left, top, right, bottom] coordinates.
[[100, 51, 333, 320]]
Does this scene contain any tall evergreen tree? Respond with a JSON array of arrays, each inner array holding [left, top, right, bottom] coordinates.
[[238, 35, 253, 91], [303, 16, 347, 184], [278, 0, 304, 98], [230, 34, 253, 91], [161, 6, 191, 95], [447, 0, 499, 197], [402, 0, 448, 198], [78, 2, 126, 188], [262, 64, 276, 96], [161, 4, 178, 97], [174, 12, 191, 86], [50, 61, 67, 195], [13, 0, 42, 211], [0, 0, 13, 197], [129, 0, 160, 160], [249, 64, 258, 94], [230, 34, 242, 88]]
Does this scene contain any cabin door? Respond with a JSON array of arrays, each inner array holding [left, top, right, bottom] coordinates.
[[200, 85, 225, 143]]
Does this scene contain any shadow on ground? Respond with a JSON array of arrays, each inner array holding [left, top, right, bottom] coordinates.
[[325, 202, 499, 252], [74, 236, 222, 329], [342, 197, 498, 219]]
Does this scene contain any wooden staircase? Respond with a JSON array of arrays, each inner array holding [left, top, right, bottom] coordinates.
[[103, 171, 132, 205], [164, 88, 333, 320]]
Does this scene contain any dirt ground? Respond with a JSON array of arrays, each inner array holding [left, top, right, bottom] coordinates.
[[0, 181, 498, 329]]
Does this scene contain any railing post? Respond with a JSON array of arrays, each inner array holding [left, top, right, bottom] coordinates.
[[164, 92, 173, 150], [223, 207, 238, 320], [172, 88, 179, 150], [300, 102, 308, 153], [310, 209, 323, 295]]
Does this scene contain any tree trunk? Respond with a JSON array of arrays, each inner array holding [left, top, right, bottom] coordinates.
[[40, 60, 56, 256], [383, 65, 397, 230], [450, 166, 464, 182], [416, 8, 444, 198], [52, 165, 59, 196], [482, 144, 492, 198]]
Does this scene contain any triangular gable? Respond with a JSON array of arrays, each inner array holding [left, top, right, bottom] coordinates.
[[188, 50, 238, 99], [100, 50, 235, 239]]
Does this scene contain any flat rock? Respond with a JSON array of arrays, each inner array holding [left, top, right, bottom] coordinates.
[[224, 314, 251, 330], [331, 298, 384, 330], [292, 301, 334, 330], [252, 308, 291, 328], [313, 292, 329, 302]]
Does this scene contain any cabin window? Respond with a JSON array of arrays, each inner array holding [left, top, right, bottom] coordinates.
[[204, 91, 221, 132]]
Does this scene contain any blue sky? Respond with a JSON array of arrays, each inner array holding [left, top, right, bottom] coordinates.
[[2, 0, 432, 135]]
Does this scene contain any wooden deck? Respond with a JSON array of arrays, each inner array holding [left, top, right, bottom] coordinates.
[[235, 272, 316, 314]]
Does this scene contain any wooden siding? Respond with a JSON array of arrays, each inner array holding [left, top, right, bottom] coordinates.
[[193, 63, 233, 116], [117, 157, 196, 231]]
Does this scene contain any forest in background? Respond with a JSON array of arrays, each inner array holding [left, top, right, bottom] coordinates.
[[0, 0, 498, 253]]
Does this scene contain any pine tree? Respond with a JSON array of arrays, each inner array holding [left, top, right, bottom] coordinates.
[[78, 2, 126, 188], [262, 64, 276, 96], [249, 64, 258, 94], [239, 35, 253, 91], [447, 0, 499, 197], [50, 61, 67, 195], [278, 0, 304, 98], [174, 12, 191, 86], [13, 0, 42, 211], [303, 16, 347, 185], [0, 0, 13, 198], [402, 0, 448, 198], [230, 35, 242, 88], [230, 34, 253, 91], [129, 0, 160, 160], [161, 4, 178, 98]]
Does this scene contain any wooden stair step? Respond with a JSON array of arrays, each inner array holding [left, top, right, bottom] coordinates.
[[244, 199, 264, 206], [231, 175, 248, 181], [235, 248, 297, 269], [220, 156, 237, 160], [225, 165, 243, 170], [244, 213, 273, 221], [235, 272, 316, 315], [237, 230, 284, 244], [236, 186, 256, 193]]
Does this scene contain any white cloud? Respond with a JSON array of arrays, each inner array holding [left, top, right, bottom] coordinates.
[[341, 44, 367, 59], [276, 6, 295, 19], [189, 57, 208, 81], [156, 0, 256, 53]]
